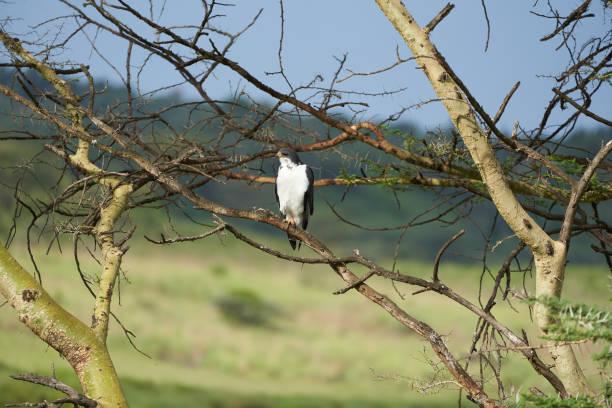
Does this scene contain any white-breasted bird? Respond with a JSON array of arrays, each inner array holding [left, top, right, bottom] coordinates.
[[275, 148, 314, 249]]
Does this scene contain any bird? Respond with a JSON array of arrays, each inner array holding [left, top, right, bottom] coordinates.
[[275, 148, 314, 249]]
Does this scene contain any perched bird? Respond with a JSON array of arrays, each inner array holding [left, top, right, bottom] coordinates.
[[275, 148, 314, 249]]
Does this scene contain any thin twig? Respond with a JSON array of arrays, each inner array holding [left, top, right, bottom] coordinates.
[[539, 0, 593, 42], [144, 224, 225, 244], [552, 88, 612, 127], [479, 0, 490, 52], [432, 229, 465, 282], [338, 55, 416, 83], [485, 81, 520, 138], [560, 138, 612, 245], [333, 270, 376, 295], [7, 373, 97, 407]]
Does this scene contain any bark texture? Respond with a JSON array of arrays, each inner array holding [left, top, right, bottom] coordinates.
[[0, 244, 128, 407], [0, 30, 132, 404], [373, 0, 592, 397]]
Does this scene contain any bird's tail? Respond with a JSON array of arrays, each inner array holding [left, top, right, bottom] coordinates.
[[287, 232, 298, 250]]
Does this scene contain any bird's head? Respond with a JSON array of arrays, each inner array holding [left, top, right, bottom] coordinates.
[[276, 148, 301, 166]]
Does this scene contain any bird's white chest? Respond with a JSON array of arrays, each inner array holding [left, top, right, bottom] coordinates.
[[276, 164, 309, 217]]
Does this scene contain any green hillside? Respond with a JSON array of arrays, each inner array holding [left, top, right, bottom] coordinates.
[[1, 68, 610, 264], [1, 238, 609, 407]]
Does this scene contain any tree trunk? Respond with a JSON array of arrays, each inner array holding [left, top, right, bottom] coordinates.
[[0, 243, 128, 407], [373, 0, 593, 396]]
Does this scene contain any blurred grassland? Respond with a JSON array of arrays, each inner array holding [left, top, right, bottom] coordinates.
[[0, 234, 609, 407]]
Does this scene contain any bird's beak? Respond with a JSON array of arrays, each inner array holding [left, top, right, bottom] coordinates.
[[276, 151, 282, 157]]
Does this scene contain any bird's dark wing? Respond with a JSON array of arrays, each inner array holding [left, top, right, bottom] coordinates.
[[274, 176, 279, 205], [306, 166, 314, 215], [301, 165, 315, 230]]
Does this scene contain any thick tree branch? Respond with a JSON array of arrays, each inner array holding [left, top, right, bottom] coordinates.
[[1, 3, 608, 404], [0, 28, 133, 347], [0, 244, 127, 407], [217, 219, 568, 398], [372, 0, 592, 396]]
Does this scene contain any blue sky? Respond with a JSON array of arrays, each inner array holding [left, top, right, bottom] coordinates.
[[3, 1, 610, 132]]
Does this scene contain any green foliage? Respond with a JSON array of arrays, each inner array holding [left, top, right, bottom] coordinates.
[[513, 394, 600, 408], [547, 155, 585, 177], [517, 296, 611, 407], [525, 296, 611, 344], [214, 288, 283, 327], [543, 154, 609, 194], [586, 171, 609, 194], [593, 345, 612, 368], [337, 168, 359, 185], [543, 155, 610, 195], [597, 71, 611, 83]]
